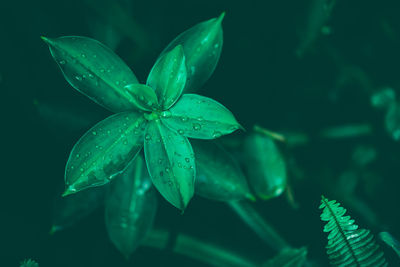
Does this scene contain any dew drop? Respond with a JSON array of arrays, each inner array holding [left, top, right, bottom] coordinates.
[[213, 131, 222, 138], [81, 53, 86, 58], [185, 158, 190, 163], [165, 167, 171, 173], [88, 73, 94, 79], [181, 117, 188, 122], [161, 110, 172, 118], [193, 123, 201, 131], [178, 129, 184, 135], [145, 133, 151, 141], [92, 131, 97, 135], [75, 75, 82, 81], [59, 60, 66, 65]]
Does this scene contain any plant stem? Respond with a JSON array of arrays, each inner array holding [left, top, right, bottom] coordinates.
[[228, 201, 290, 252], [141, 228, 259, 267]]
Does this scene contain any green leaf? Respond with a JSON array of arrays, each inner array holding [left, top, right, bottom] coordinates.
[[243, 132, 287, 200], [263, 247, 308, 267], [385, 102, 400, 141], [50, 186, 105, 234], [379, 232, 400, 258], [147, 45, 187, 109], [144, 120, 195, 210], [192, 140, 254, 202], [159, 13, 224, 92], [124, 84, 159, 111], [162, 94, 241, 139], [320, 196, 387, 267], [105, 154, 157, 259], [42, 36, 140, 113], [64, 111, 146, 196]]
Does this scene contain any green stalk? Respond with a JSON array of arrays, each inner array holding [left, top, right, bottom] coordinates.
[[228, 201, 290, 252], [141, 228, 258, 267]]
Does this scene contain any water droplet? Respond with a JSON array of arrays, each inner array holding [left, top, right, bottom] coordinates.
[[185, 158, 190, 163], [178, 129, 184, 135], [88, 73, 94, 79], [161, 111, 172, 118], [213, 131, 222, 138], [115, 81, 120, 85], [193, 123, 201, 131], [59, 60, 66, 65], [75, 75, 82, 81], [158, 159, 163, 164], [159, 171, 164, 177], [123, 140, 128, 145], [181, 117, 188, 122], [76, 154, 80, 158], [92, 131, 97, 135], [145, 134, 151, 141], [107, 130, 111, 135], [191, 66, 196, 74], [100, 68, 105, 73], [80, 167, 84, 172], [165, 167, 171, 173], [178, 163, 182, 168], [81, 53, 86, 58]]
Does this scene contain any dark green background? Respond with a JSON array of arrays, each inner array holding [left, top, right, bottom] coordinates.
[[1, 0, 400, 266]]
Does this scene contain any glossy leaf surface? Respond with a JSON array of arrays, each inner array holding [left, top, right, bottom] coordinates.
[[105, 155, 157, 258], [243, 133, 287, 200], [124, 84, 159, 111], [192, 140, 254, 202], [147, 45, 187, 109], [64, 112, 146, 196], [162, 94, 240, 139], [144, 120, 195, 210], [51, 186, 105, 234], [42, 36, 139, 112], [159, 13, 224, 92]]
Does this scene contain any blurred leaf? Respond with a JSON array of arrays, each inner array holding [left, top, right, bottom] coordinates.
[[243, 132, 287, 200], [147, 45, 187, 109], [159, 13, 224, 92], [144, 120, 195, 210], [64, 112, 146, 196], [385, 102, 400, 141], [105, 155, 157, 259], [20, 259, 39, 267], [319, 124, 372, 139], [162, 94, 241, 139], [50, 186, 105, 234], [379, 232, 400, 258], [42, 36, 140, 113], [124, 84, 159, 111], [263, 247, 308, 267], [371, 87, 396, 110], [192, 140, 254, 201]]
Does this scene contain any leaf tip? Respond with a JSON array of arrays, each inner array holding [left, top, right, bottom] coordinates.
[[62, 187, 76, 197], [246, 193, 257, 202], [40, 36, 51, 44], [217, 12, 226, 24]]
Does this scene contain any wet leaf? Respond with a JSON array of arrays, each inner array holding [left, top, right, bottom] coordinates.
[[50, 186, 105, 234], [243, 133, 287, 200], [147, 45, 187, 109], [124, 84, 159, 111], [144, 120, 195, 210], [105, 155, 157, 259], [263, 247, 308, 267], [159, 13, 224, 92], [162, 94, 241, 139], [42, 36, 140, 113], [64, 112, 146, 196], [192, 140, 254, 202]]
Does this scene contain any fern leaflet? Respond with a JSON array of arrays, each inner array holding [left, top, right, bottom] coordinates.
[[319, 195, 387, 267]]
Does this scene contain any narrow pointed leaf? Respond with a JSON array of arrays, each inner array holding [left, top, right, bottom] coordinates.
[[162, 94, 240, 139], [263, 247, 308, 267], [105, 155, 157, 259], [379, 232, 400, 258], [42, 36, 140, 112], [124, 84, 159, 111], [144, 120, 195, 210], [243, 133, 287, 200], [192, 140, 254, 202], [159, 13, 224, 92], [50, 186, 105, 234], [147, 45, 187, 109], [64, 111, 147, 195]]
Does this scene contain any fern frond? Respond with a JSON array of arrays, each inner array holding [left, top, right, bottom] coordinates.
[[319, 195, 387, 267]]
